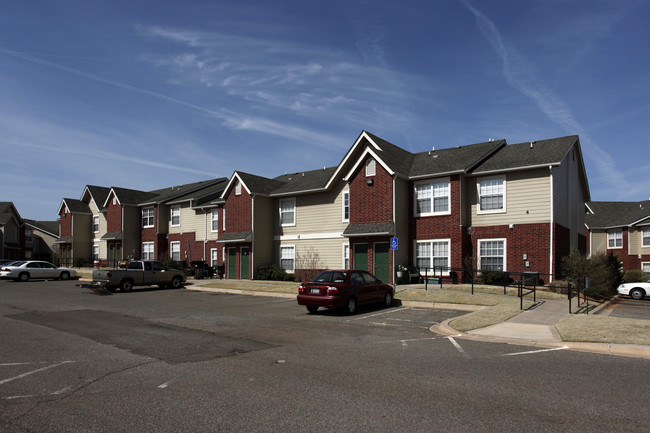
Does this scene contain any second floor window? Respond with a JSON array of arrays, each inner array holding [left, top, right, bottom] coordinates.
[[142, 208, 154, 228], [171, 206, 181, 227], [211, 209, 219, 232], [643, 228, 650, 248], [25, 230, 33, 244], [280, 198, 296, 226], [415, 179, 450, 216], [478, 177, 505, 213], [343, 191, 350, 222], [93, 215, 100, 233], [365, 159, 376, 177], [608, 230, 623, 249]]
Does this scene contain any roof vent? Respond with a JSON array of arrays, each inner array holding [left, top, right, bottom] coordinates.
[[530, 141, 535, 149]]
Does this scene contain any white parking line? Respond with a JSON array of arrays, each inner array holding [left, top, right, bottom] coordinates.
[[446, 336, 471, 359], [0, 361, 75, 386], [347, 307, 410, 321], [501, 346, 569, 357]]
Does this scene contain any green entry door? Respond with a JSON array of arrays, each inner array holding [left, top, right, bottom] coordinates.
[[354, 244, 368, 271], [374, 242, 390, 283], [228, 248, 237, 279], [240, 247, 250, 280]]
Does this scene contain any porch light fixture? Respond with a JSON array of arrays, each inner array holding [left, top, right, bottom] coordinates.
[[366, 179, 374, 186]]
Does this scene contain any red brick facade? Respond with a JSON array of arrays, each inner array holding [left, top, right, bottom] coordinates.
[[224, 188, 252, 232], [106, 197, 122, 233], [349, 158, 393, 225], [59, 209, 72, 237]]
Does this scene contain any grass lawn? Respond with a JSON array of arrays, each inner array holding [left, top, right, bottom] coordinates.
[[555, 315, 650, 345]]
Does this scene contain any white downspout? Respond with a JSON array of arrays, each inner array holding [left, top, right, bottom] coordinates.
[[251, 195, 255, 280], [392, 176, 396, 286], [549, 166, 554, 282]]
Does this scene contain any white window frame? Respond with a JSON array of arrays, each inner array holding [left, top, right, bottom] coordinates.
[[642, 228, 650, 248], [279, 198, 296, 227], [414, 178, 451, 217], [342, 191, 350, 222], [477, 238, 507, 271], [342, 243, 350, 269], [415, 239, 450, 275], [92, 215, 100, 233], [142, 207, 154, 228], [365, 159, 376, 177], [142, 242, 154, 260], [477, 176, 506, 214], [235, 181, 242, 196], [25, 229, 33, 244], [93, 244, 100, 262], [170, 241, 181, 261], [607, 229, 623, 249], [171, 205, 181, 227], [211, 209, 219, 232], [280, 245, 295, 273], [211, 248, 219, 267]]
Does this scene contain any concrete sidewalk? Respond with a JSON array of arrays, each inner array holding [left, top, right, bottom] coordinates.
[[434, 298, 650, 359]]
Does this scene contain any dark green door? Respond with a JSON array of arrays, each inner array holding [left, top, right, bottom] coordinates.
[[228, 248, 237, 279], [374, 242, 390, 283], [354, 244, 368, 271], [240, 247, 250, 280]]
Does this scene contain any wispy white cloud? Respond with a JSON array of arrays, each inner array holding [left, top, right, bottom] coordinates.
[[460, 0, 634, 197]]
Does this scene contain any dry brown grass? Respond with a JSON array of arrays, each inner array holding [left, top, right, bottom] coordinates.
[[555, 315, 650, 345]]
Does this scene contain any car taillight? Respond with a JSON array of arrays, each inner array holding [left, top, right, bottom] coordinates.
[[327, 286, 338, 295], [298, 285, 304, 293], [106, 272, 112, 278]]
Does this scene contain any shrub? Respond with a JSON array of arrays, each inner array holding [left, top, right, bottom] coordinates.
[[255, 264, 289, 281], [586, 253, 622, 299], [480, 271, 511, 285], [548, 280, 569, 295], [623, 269, 647, 283], [163, 258, 181, 270]]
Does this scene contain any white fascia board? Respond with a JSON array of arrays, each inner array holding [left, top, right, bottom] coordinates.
[[325, 131, 380, 190], [102, 189, 120, 208], [342, 147, 395, 182], [220, 172, 252, 199], [408, 170, 464, 181], [629, 215, 650, 227], [471, 162, 561, 177], [56, 200, 69, 216]]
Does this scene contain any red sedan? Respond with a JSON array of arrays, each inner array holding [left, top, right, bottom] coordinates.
[[297, 270, 394, 314]]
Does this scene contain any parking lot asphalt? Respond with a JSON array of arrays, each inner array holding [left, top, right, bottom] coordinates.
[[185, 278, 650, 359]]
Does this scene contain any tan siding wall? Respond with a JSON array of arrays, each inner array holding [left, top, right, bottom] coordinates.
[[470, 169, 551, 227], [169, 204, 202, 235], [291, 238, 349, 269], [591, 231, 608, 255]]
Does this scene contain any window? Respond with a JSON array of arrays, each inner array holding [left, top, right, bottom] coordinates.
[[93, 245, 99, 262], [211, 209, 219, 232], [478, 177, 505, 213], [25, 230, 33, 244], [171, 206, 181, 227], [342, 191, 350, 222], [93, 215, 100, 233], [235, 181, 242, 195], [170, 241, 181, 261], [642, 262, 650, 281], [343, 244, 350, 269], [211, 249, 219, 267], [478, 239, 506, 271], [643, 228, 650, 248], [280, 246, 295, 272], [280, 198, 296, 226], [607, 230, 623, 249], [415, 240, 450, 273], [142, 208, 154, 228], [142, 242, 154, 260], [365, 159, 376, 177], [415, 179, 450, 216]]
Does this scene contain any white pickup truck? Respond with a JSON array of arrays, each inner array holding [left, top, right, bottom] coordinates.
[[86, 261, 186, 292]]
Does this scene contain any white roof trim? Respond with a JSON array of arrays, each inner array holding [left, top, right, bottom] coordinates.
[[220, 172, 252, 199], [342, 147, 395, 182], [325, 131, 379, 190]]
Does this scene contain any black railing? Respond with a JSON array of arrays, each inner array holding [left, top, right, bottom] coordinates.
[[568, 278, 589, 314]]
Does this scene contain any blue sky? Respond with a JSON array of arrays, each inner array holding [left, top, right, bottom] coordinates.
[[1, 0, 649, 221]]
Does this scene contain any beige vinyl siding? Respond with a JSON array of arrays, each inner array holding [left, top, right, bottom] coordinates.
[[278, 180, 349, 236], [470, 169, 551, 227], [253, 196, 274, 271], [168, 204, 202, 235], [73, 214, 92, 261], [89, 199, 108, 261], [288, 238, 349, 269], [553, 146, 587, 250], [590, 230, 608, 256], [628, 227, 650, 256]]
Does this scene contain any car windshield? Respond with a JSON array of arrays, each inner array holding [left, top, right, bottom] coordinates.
[[7, 261, 25, 267], [313, 271, 347, 283]]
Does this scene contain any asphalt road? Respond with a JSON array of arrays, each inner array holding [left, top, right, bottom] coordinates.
[[0, 279, 648, 432]]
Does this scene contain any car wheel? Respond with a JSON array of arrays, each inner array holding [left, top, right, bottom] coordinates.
[[383, 291, 393, 307], [18, 272, 29, 282], [345, 297, 357, 314], [306, 305, 319, 314], [120, 279, 134, 292], [630, 288, 645, 300], [60, 272, 70, 280], [170, 277, 183, 289]]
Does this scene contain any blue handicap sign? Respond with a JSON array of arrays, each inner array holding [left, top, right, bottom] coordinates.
[[390, 237, 398, 250]]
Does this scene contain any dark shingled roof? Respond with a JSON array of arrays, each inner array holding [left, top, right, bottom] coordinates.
[[146, 178, 228, 205], [217, 231, 253, 243], [409, 140, 505, 177], [85, 185, 111, 210], [343, 222, 394, 237], [271, 167, 337, 195], [364, 131, 415, 177], [472, 135, 578, 174], [586, 201, 650, 229], [24, 219, 59, 237], [111, 187, 158, 206], [63, 199, 92, 214], [236, 172, 285, 196]]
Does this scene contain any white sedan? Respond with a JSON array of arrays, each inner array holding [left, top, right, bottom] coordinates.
[[617, 282, 650, 300], [0, 261, 77, 282]]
